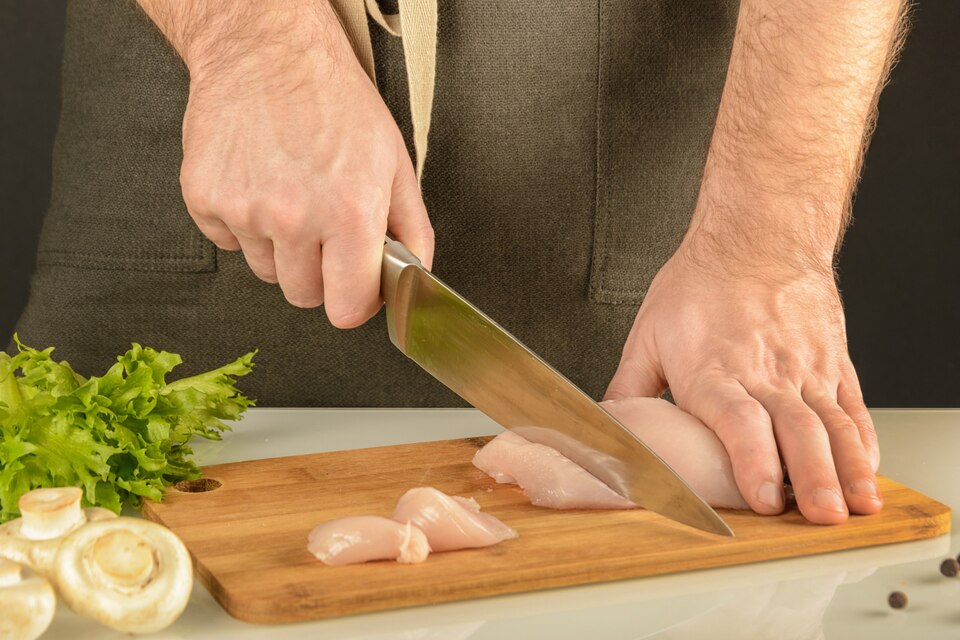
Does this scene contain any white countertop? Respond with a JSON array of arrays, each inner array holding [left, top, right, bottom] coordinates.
[[42, 409, 960, 640]]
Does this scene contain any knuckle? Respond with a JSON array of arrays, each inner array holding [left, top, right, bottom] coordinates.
[[417, 220, 436, 244], [845, 387, 866, 404], [624, 355, 656, 379], [603, 385, 630, 402], [813, 467, 844, 486], [261, 188, 307, 221], [782, 409, 823, 433], [180, 175, 212, 214], [271, 208, 309, 239], [824, 414, 859, 437], [718, 398, 769, 428], [793, 465, 840, 490], [244, 252, 276, 274], [209, 232, 241, 251], [727, 442, 774, 472], [354, 207, 388, 238], [849, 406, 875, 429], [859, 424, 880, 448], [216, 193, 257, 232]]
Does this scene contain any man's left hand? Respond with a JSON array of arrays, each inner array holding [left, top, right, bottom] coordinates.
[[604, 237, 882, 524]]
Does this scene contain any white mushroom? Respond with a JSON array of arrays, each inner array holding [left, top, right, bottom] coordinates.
[[53, 517, 193, 634], [0, 557, 56, 640], [0, 487, 117, 577]]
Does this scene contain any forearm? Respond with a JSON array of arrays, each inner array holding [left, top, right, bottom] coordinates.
[[136, 0, 345, 81], [686, 0, 909, 272]]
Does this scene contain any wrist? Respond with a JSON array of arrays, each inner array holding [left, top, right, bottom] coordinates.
[[192, 7, 337, 79], [677, 228, 836, 283], [679, 203, 839, 282], [681, 172, 843, 277], [141, 1, 347, 85]]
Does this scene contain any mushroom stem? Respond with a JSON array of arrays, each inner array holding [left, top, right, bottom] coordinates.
[[18, 487, 85, 540], [0, 488, 118, 578], [90, 529, 156, 588]]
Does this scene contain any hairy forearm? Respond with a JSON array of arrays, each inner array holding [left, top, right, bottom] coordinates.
[[136, 0, 344, 81], [686, 0, 909, 271]]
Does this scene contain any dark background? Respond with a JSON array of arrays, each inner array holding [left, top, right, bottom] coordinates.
[[1, 2, 957, 407]]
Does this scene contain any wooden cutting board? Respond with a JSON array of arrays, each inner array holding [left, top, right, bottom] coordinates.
[[141, 436, 950, 624]]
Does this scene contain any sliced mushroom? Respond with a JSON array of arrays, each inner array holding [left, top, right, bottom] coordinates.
[[0, 487, 117, 577], [0, 557, 56, 640], [53, 517, 193, 634]]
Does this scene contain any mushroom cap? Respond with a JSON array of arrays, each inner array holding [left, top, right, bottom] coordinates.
[[0, 556, 22, 586], [0, 558, 57, 640], [0, 507, 118, 577], [53, 517, 193, 634]]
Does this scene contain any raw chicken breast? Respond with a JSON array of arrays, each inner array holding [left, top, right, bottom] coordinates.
[[473, 431, 635, 509], [473, 397, 748, 510], [307, 516, 430, 566], [392, 487, 518, 552]]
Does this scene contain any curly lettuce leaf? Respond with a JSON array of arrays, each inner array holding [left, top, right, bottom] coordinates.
[[0, 337, 255, 522]]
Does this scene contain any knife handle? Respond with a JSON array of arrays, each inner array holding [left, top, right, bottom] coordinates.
[[382, 237, 422, 308]]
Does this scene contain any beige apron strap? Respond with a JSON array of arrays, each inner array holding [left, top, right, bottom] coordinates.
[[328, 0, 377, 81], [327, 0, 437, 184]]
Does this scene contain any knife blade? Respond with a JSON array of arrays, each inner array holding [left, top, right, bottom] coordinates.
[[381, 238, 733, 537]]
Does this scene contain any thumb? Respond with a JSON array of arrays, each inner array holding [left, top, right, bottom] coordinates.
[[603, 335, 666, 401], [387, 148, 436, 270]]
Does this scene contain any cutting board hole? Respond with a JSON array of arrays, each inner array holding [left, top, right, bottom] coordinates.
[[174, 478, 222, 493]]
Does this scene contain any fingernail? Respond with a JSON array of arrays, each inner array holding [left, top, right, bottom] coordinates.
[[813, 488, 846, 513], [850, 479, 881, 501], [757, 481, 784, 511]]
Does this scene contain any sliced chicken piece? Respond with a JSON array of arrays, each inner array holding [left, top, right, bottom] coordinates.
[[473, 430, 636, 509], [307, 516, 430, 566], [473, 397, 749, 510], [392, 487, 518, 552]]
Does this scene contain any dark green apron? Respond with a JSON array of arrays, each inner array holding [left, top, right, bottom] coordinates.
[[14, 0, 739, 406]]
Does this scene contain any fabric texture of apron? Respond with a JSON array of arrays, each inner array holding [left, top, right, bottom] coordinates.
[[14, 0, 739, 407]]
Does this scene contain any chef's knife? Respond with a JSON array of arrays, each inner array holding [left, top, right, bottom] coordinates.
[[381, 238, 733, 537]]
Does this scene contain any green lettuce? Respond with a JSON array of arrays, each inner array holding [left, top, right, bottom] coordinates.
[[0, 336, 255, 522]]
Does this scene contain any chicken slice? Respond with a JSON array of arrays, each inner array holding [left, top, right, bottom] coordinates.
[[473, 430, 636, 509], [392, 487, 518, 552], [472, 397, 748, 510], [307, 516, 430, 566]]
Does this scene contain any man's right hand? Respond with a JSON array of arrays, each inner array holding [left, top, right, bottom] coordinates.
[[138, 1, 434, 327]]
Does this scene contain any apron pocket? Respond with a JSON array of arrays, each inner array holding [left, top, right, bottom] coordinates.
[[36, 202, 217, 274], [35, 154, 215, 273], [589, 0, 738, 304], [35, 0, 214, 274]]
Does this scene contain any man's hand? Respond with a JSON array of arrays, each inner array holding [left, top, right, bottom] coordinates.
[[138, 1, 434, 327], [605, 239, 881, 524], [606, 0, 908, 524]]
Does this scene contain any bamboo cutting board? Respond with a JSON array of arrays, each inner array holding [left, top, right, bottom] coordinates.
[[141, 436, 950, 624]]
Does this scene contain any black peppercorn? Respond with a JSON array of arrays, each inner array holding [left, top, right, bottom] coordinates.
[[939, 558, 959, 577], [887, 591, 908, 609]]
